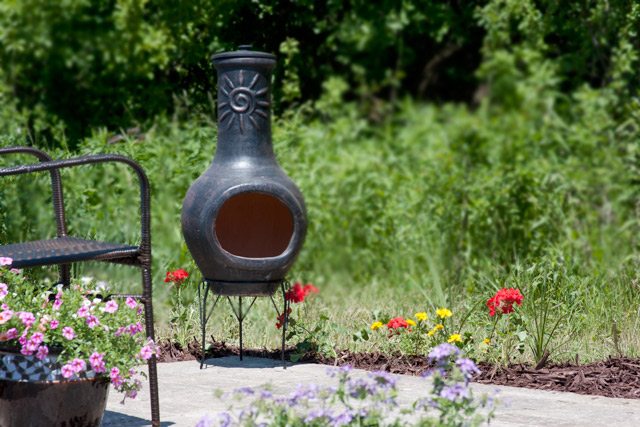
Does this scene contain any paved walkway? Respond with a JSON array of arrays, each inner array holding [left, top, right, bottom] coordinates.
[[102, 356, 640, 426]]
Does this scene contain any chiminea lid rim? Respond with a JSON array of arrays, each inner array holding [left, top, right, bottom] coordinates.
[[212, 50, 277, 61]]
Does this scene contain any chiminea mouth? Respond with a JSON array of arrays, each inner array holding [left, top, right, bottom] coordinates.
[[214, 191, 294, 259]]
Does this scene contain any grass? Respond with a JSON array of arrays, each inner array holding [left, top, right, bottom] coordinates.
[[2, 95, 640, 365]]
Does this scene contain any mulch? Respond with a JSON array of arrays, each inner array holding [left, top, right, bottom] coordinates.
[[156, 339, 640, 400]]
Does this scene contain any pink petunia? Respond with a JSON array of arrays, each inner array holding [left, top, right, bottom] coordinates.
[[19, 311, 36, 327], [36, 345, 49, 360], [0, 309, 13, 324], [77, 306, 90, 318], [6, 328, 18, 339], [0, 283, 7, 300], [125, 297, 138, 309], [30, 332, 44, 345], [52, 299, 63, 311], [139, 345, 154, 361], [50, 319, 59, 329], [70, 358, 86, 374], [0, 257, 12, 266], [62, 326, 75, 340], [86, 315, 99, 328], [104, 300, 118, 314], [61, 364, 74, 379]]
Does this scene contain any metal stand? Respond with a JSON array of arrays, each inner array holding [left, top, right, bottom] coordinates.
[[198, 279, 291, 369]]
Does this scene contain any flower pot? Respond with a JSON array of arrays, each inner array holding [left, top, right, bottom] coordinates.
[[0, 349, 110, 427]]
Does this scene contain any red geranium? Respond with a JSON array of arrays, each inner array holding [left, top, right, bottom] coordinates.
[[165, 269, 189, 283], [285, 282, 318, 303], [276, 308, 293, 329], [487, 288, 524, 316], [386, 317, 410, 337]]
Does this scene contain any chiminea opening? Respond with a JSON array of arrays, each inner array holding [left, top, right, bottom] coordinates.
[[215, 192, 294, 258]]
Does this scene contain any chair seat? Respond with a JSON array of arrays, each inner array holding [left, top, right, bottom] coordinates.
[[0, 237, 139, 268]]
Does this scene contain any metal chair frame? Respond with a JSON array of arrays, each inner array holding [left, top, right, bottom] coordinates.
[[0, 146, 160, 426]]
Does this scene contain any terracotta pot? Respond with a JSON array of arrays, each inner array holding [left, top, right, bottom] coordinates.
[[181, 46, 307, 294], [0, 349, 110, 427]]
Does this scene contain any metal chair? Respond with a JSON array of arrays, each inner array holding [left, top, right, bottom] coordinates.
[[0, 146, 160, 427]]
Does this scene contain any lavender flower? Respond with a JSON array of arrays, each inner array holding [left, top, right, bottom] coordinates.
[[428, 343, 461, 362], [456, 358, 481, 377], [304, 408, 334, 424], [439, 383, 470, 401]]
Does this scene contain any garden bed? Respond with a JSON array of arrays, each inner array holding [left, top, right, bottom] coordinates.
[[157, 340, 640, 400]]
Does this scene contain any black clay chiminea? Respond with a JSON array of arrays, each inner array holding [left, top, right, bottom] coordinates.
[[181, 46, 307, 297]]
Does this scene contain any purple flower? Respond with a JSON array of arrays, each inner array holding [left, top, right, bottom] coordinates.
[[61, 364, 74, 379], [0, 257, 12, 266], [439, 383, 470, 401], [332, 409, 356, 426], [62, 326, 75, 340], [327, 365, 353, 377], [50, 319, 59, 329], [304, 408, 334, 424], [125, 297, 138, 309], [369, 370, 398, 389], [456, 358, 481, 377], [428, 343, 461, 362], [216, 413, 233, 427], [103, 300, 118, 313], [36, 345, 49, 360]]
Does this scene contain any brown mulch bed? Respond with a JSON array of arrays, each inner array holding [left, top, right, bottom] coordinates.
[[156, 340, 640, 400]]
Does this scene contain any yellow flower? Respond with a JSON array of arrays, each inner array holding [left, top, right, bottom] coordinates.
[[436, 308, 452, 319], [370, 321, 383, 330], [448, 334, 462, 343], [415, 312, 428, 322], [434, 324, 444, 330], [406, 319, 417, 327], [428, 330, 435, 336], [483, 338, 490, 344]]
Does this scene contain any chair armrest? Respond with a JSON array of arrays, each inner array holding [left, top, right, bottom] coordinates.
[[0, 146, 68, 237], [0, 149, 151, 268]]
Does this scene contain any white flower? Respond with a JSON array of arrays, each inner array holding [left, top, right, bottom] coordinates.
[[80, 277, 93, 284]]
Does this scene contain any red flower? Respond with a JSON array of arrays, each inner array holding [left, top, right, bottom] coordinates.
[[487, 288, 524, 316], [387, 317, 409, 329], [165, 269, 189, 283], [285, 282, 318, 303], [276, 308, 293, 329]]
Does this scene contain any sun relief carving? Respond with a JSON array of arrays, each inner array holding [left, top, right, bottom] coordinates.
[[218, 70, 270, 134]]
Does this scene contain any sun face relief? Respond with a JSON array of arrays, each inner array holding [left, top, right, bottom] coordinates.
[[218, 70, 270, 134]]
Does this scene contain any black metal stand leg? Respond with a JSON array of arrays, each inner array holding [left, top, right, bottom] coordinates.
[[239, 297, 243, 360], [198, 280, 221, 369], [270, 281, 291, 369]]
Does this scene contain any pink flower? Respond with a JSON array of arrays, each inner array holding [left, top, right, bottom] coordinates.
[[86, 315, 99, 328], [19, 311, 36, 327], [110, 366, 123, 387], [0, 283, 7, 300], [77, 306, 90, 318], [10, 268, 19, 274], [104, 300, 118, 314], [125, 297, 138, 309], [89, 352, 107, 373], [139, 345, 154, 361], [1, 304, 8, 310], [62, 326, 75, 340], [115, 327, 124, 338], [18, 336, 27, 345], [0, 309, 13, 324], [52, 299, 63, 311], [30, 332, 44, 345], [50, 320, 59, 329], [0, 257, 12, 266], [125, 389, 138, 399], [6, 328, 18, 339], [71, 358, 86, 374], [61, 364, 74, 379], [36, 345, 49, 360]]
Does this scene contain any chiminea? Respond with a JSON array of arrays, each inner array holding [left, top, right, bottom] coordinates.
[[181, 46, 307, 297]]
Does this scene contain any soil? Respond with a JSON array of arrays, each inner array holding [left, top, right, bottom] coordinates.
[[156, 340, 640, 400]]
